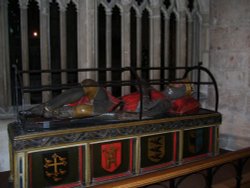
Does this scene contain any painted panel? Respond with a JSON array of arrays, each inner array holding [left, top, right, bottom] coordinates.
[[28, 146, 84, 188], [140, 132, 177, 172], [91, 139, 133, 183], [183, 127, 212, 161]]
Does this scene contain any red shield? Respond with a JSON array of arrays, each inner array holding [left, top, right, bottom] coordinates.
[[101, 142, 122, 172]]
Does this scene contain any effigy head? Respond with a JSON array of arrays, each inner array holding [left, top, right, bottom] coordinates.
[[81, 79, 98, 86], [163, 79, 193, 99], [81, 79, 99, 99]]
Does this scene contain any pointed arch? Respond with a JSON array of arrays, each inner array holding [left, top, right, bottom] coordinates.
[[50, 0, 61, 97], [66, 0, 78, 83], [141, 8, 150, 80], [27, 0, 41, 103], [111, 5, 122, 96], [97, 3, 107, 82]]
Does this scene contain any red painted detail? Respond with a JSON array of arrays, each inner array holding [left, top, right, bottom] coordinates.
[[101, 142, 122, 173]]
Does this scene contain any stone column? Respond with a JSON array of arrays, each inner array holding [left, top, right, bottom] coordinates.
[[187, 18, 193, 67], [59, 3, 67, 85], [176, 11, 187, 78], [149, 0, 161, 89], [200, 13, 210, 69], [0, 0, 11, 108], [105, 8, 112, 82], [121, 1, 131, 95], [199, 13, 210, 106], [0, 1, 14, 175], [77, 0, 97, 81], [40, 0, 51, 102], [164, 15, 170, 78], [20, 0, 30, 104], [136, 15, 142, 75], [195, 1, 210, 107]]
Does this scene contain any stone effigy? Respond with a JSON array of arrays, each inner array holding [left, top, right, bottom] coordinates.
[[20, 78, 198, 121]]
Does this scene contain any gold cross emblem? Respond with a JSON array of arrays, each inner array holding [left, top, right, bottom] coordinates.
[[44, 153, 68, 182]]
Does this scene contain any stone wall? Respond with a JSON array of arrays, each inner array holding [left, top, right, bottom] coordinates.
[[0, 119, 15, 172], [210, 0, 250, 150]]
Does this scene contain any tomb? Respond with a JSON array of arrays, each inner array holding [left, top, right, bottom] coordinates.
[[8, 65, 222, 187]]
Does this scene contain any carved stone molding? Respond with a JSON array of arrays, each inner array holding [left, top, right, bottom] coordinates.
[[9, 112, 222, 151]]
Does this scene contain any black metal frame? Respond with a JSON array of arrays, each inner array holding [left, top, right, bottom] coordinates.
[[12, 62, 219, 120]]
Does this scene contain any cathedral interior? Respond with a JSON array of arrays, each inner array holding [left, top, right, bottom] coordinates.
[[0, 0, 250, 187]]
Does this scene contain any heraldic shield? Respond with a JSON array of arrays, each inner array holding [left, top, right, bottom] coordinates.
[[101, 142, 122, 173], [148, 135, 165, 163], [43, 152, 68, 183]]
